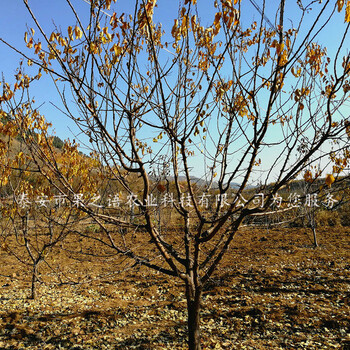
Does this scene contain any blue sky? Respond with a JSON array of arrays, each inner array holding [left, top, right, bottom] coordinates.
[[0, 1, 345, 137], [0, 0, 88, 138], [0, 1, 349, 182], [0, 0, 185, 138]]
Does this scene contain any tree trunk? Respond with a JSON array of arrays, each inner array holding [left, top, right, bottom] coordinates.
[[310, 209, 318, 248], [186, 283, 202, 350], [29, 263, 38, 300], [312, 226, 318, 248]]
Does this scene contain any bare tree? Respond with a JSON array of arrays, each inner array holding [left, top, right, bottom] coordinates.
[[0, 203, 72, 299], [0, 137, 86, 299], [1, 0, 350, 348]]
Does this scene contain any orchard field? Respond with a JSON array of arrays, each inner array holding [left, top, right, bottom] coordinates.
[[1, 0, 350, 348], [0, 226, 349, 349]]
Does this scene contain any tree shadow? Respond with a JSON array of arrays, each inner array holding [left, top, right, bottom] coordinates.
[[0, 308, 187, 349]]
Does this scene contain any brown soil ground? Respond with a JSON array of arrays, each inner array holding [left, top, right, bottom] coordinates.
[[0, 226, 349, 349]]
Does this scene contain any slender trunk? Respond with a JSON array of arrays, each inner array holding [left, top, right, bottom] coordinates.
[[312, 226, 318, 248], [30, 263, 38, 300], [186, 283, 202, 350], [311, 209, 318, 248]]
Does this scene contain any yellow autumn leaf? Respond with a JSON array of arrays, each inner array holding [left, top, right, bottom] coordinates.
[[213, 12, 222, 35], [89, 42, 99, 54], [68, 26, 73, 40], [181, 14, 189, 36], [0, 176, 8, 187], [276, 42, 284, 55], [49, 32, 56, 42], [34, 42, 42, 54], [0, 242, 9, 252], [325, 174, 335, 187], [16, 151, 24, 162], [75, 26, 83, 39], [304, 170, 313, 183], [172, 19, 179, 37], [27, 38, 33, 49], [345, 0, 350, 22], [337, 0, 345, 12], [57, 36, 67, 47], [104, 0, 111, 9]]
